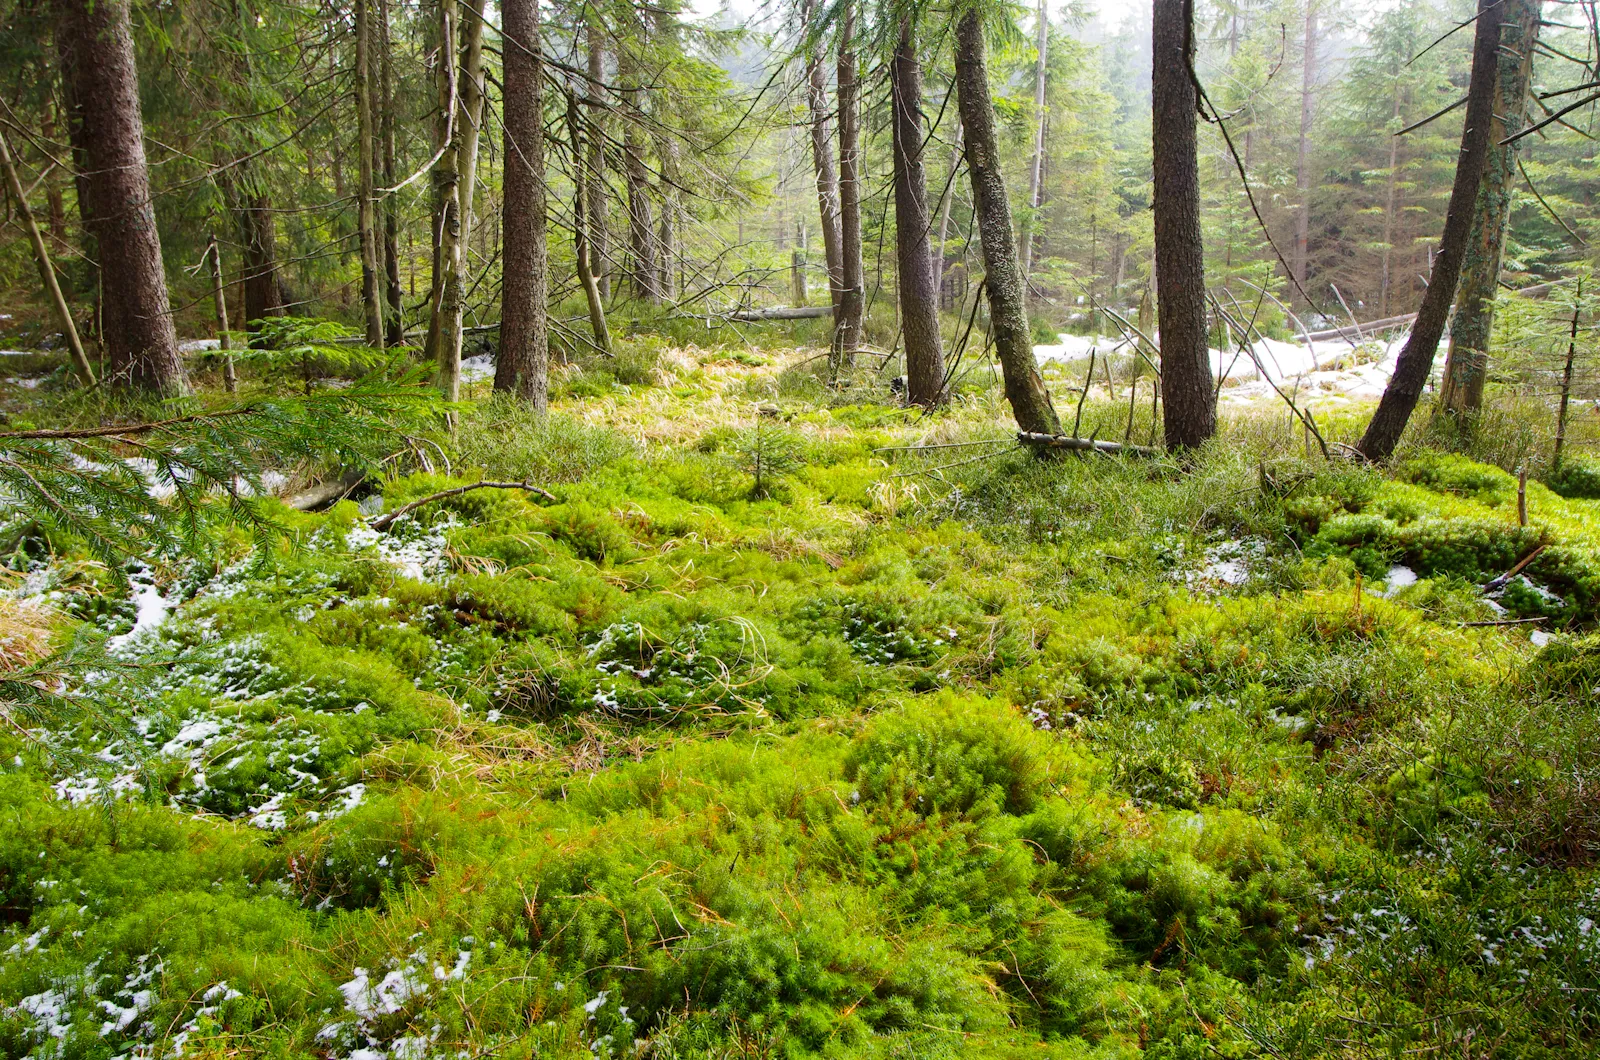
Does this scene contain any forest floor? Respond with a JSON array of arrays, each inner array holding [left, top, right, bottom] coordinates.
[[1, 339, 1599, 1058]]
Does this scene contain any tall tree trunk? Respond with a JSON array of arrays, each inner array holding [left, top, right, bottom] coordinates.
[[567, 94, 612, 355], [427, 0, 464, 401], [1440, 0, 1541, 416], [834, 3, 865, 371], [619, 43, 659, 302], [1357, 0, 1503, 461], [1151, 0, 1214, 450], [238, 185, 286, 326], [953, 9, 1060, 435], [802, 0, 843, 317], [497, 0, 548, 407], [55, 0, 184, 394], [378, 0, 404, 346], [355, 0, 385, 347], [56, 38, 99, 323], [0, 126, 92, 383], [1021, 0, 1048, 278], [585, 22, 611, 302], [1291, 1, 1317, 293], [893, 16, 943, 408]]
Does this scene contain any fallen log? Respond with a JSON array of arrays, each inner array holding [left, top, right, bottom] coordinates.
[[727, 306, 834, 321], [1016, 432, 1160, 456], [1302, 313, 1417, 343], [370, 480, 556, 531], [284, 470, 367, 511]]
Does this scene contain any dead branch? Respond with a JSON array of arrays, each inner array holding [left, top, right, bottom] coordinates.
[[370, 480, 556, 531]]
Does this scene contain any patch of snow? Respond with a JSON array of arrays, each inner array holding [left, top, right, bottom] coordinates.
[[1383, 565, 1418, 596], [17, 987, 73, 1039], [1036, 330, 1419, 407], [340, 965, 427, 1020], [107, 569, 174, 654]]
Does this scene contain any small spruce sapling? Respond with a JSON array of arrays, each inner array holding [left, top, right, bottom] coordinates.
[[734, 423, 803, 499]]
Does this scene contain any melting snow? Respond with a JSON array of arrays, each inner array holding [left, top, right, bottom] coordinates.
[[1035, 330, 1417, 406], [1384, 565, 1418, 596]]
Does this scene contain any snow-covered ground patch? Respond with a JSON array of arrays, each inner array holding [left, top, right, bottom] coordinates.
[[1035, 329, 1423, 406]]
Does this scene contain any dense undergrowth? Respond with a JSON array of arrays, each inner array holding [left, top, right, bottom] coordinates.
[[1, 343, 1598, 1058]]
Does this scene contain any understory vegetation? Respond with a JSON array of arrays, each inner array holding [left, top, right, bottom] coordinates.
[[0, 342, 1596, 1059]]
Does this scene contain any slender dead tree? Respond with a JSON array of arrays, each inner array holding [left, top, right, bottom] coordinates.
[[54, 0, 184, 394], [1357, 0, 1503, 461], [835, 2, 865, 370], [1151, 0, 1214, 450], [378, 0, 404, 345], [427, 0, 465, 401], [1291, 0, 1318, 293], [802, 0, 844, 318], [355, 0, 385, 347], [497, 0, 548, 408], [954, 5, 1060, 435], [619, 35, 660, 302], [1020, 0, 1048, 278], [207, 233, 236, 393], [1439, 0, 1541, 416], [585, 21, 611, 302], [455, 0, 488, 258], [0, 124, 92, 383], [568, 93, 613, 355], [892, 15, 943, 408]]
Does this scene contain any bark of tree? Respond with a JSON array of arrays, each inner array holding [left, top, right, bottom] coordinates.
[[54, 0, 184, 395], [1357, 0, 1504, 461], [1151, 0, 1214, 450], [834, 5, 865, 372], [892, 16, 944, 408], [953, 9, 1060, 435], [0, 126, 92, 383], [585, 23, 610, 302], [619, 42, 660, 302], [1020, 0, 1048, 278], [497, 0, 548, 408], [1439, 0, 1541, 416], [1291, 1, 1318, 293], [378, 0, 404, 346], [355, 0, 385, 347], [802, 0, 843, 317]]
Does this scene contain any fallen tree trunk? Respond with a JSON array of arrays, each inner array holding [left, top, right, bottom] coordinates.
[[1302, 313, 1418, 343], [1016, 432, 1159, 456], [284, 470, 367, 511], [370, 480, 555, 531], [728, 306, 834, 321]]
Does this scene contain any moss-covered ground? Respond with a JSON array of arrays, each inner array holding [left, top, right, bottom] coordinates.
[[3, 345, 1600, 1058]]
